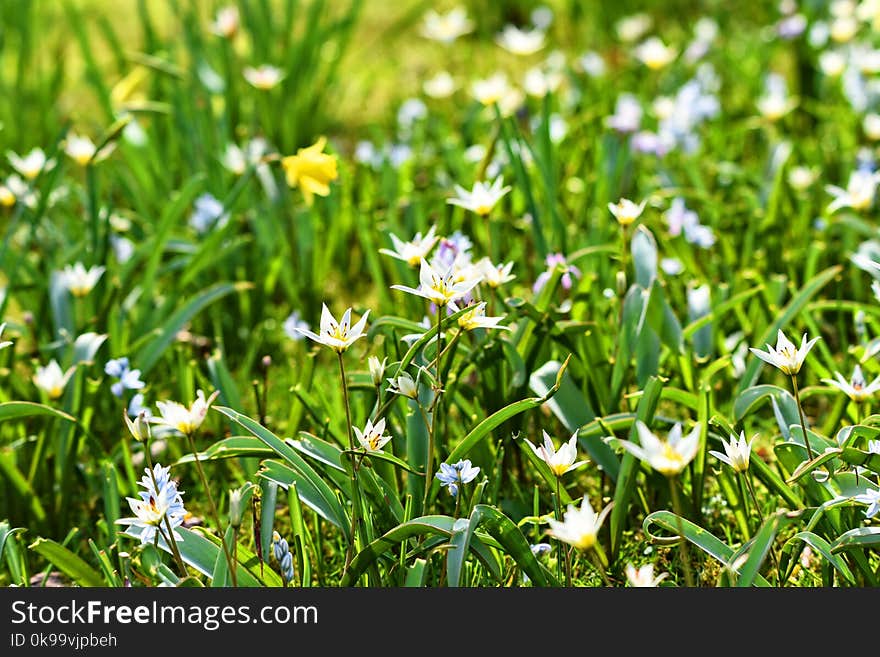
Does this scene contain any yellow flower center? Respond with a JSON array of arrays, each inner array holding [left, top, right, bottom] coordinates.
[[656, 443, 687, 475], [573, 532, 596, 550], [0, 187, 15, 207]]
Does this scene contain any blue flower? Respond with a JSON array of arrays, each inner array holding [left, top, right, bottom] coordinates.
[[283, 311, 310, 341], [189, 193, 227, 233], [105, 357, 145, 398], [530, 542, 552, 556], [127, 393, 152, 419], [272, 531, 295, 583], [116, 463, 187, 545], [435, 459, 480, 497]]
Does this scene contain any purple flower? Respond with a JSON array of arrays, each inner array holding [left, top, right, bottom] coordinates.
[[533, 253, 582, 294]]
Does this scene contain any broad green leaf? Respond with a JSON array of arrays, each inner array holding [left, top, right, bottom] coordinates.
[[733, 385, 799, 424], [258, 460, 348, 534], [787, 448, 843, 483], [643, 511, 771, 587], [611, 285, 650, 400], [342, 449, 423, 475], [0, 402, 76, 423], [838, 446, 880, 475], [29, 537, 104, 587], [341, 516, 458, 586], [260, 479, 278, 570], [469, 505, 555, 587], [446, 518, 472, 588], [213, 406, 349, 537], [830, 527, 880, 553], [529, 359, 619, 480], [446, 355, 570, 463], [49, 270, 74, 340], [784, 532, 855, 585], [610, 376, 663, 557], [631, 225, 657, 288], [0, 522, 24, 569], [733, 511, 794, 587], [174, 436, 274, 464], [405, 558, 428, 587], [289, 432, 347, 473], [0, 450, 48, 522]]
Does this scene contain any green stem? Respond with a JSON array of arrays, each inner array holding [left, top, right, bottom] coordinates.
[[427, 328, 461, 373], [743, 471, 765, 525], [143, 443, 187, 577], [424, 305, 445, 511], [745, 470, 783, 586], [736, 474, 753, 539], [668, 476, 695, 587], [556, 477, 572, 587], [338, 353, 364, 577], [186, 433, 237, 587], [612, 225, 630, 412], [790, 375, 814, 460], [589, 549, 612, 587]]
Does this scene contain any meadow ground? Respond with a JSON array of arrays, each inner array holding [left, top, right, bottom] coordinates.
[[1, 0, 879, 589]]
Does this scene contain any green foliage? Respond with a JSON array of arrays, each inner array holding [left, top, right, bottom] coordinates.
[[1, 0, 879, 588]]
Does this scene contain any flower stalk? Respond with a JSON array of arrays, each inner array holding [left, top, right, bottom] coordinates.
[[185, 432, 238, 586], [339, 353, 365, 576], [790, 374, 814, 460]]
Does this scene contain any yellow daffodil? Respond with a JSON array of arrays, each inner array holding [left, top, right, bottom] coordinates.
[[281, 137, 339, 206]]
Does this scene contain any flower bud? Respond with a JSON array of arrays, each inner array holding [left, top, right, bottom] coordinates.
[[125, 410, 151, 442], [228, 487, 245, 528], [616, 270, 627, 297], [368, 356, 387, 386]]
